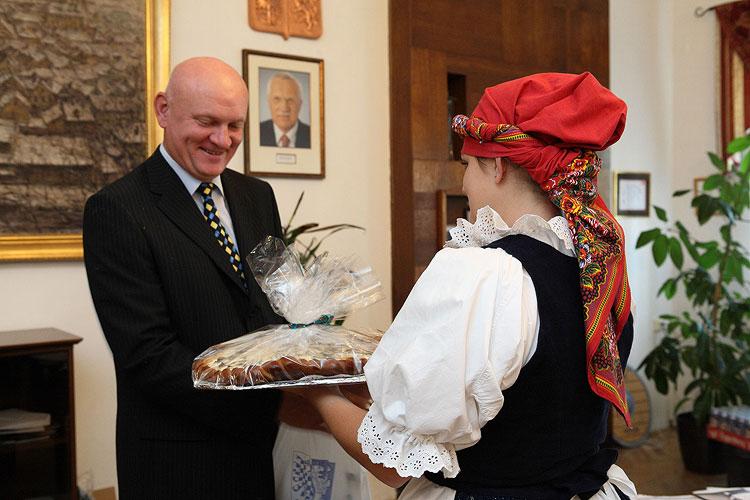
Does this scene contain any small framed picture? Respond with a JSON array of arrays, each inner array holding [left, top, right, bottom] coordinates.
[[694, 177, 707, 197], [242, 50, 324, 178], [613, 172, 650, 217]]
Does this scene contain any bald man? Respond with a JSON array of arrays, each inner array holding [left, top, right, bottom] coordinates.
[[84, 57, 284, 499]]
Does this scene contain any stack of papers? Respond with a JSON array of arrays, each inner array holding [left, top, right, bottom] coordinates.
[[693, 489, 750, 499], [0, 408, 51, 434], [634, 488, 750, 499]]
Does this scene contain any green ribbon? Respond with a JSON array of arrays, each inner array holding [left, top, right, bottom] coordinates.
[[289, 314, 334, 329]]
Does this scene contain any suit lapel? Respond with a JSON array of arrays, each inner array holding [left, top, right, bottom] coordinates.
[[146, 152, 248, 293]]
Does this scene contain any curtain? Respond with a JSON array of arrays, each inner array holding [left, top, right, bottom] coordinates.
[[715, 0, 750, 155]]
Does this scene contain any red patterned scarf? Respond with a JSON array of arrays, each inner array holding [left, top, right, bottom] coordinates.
[[452, 113, 632, 426]]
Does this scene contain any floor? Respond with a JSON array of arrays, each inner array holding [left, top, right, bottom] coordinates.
[[615, 425, 729, 496]]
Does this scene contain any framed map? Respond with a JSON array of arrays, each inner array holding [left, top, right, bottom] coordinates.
[[0, 0, 170, 261]]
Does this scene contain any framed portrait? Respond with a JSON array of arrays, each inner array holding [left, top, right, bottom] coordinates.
[[0, 0, 170, 262], [242, 50, 324, 178], [613, 172, 650, 217]]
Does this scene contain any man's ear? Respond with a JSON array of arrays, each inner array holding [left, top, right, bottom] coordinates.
[[494, 157, 508, 184], [154, 92, 169, 128]]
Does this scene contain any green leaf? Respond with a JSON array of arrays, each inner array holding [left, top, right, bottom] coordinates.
[[655, 375, 668, 394], [636, 228, 662, 248], [674, 189, 692, 197], [708, 152, 726, 170], [282, 191, 305, 235], [678, 230, 700, 263], [669, 237, 684, 269], [658, 278, 678, 299], [653, 234, 669, 265], [727, 135, 750, 154], [281, 191, 367, 265], [654, 206, 668, 222], [725, 254, 742, 283], [301, 223, 365, 233], [285, 223, 319, 243], [698, 248, 721, 269], [692, 195, 716, 225], [696, 240, 719, 250], [703, 174, 724, 191]]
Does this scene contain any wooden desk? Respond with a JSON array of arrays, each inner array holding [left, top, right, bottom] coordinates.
[[0, 328, 82, 500]]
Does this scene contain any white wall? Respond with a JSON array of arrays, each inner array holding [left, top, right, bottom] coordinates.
[[169, 0, 392, 332], [0, 0, 391, 493], [609, 0, 738, 430], [0, 0, 741, 492]]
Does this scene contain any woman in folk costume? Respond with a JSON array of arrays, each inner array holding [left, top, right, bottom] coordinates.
[[289, 72, 637, 499]]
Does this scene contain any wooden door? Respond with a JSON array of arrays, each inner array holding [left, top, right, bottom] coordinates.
[[389, 0, 609, 313]]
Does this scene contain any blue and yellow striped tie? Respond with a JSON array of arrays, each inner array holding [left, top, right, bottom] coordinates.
[[198, 182, 247, 289]]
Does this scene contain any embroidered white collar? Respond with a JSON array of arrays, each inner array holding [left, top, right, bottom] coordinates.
[[445, 205, 576, 257]]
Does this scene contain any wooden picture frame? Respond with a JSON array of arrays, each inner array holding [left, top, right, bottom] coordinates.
[[694, 177, 707, 197], [0, 0, 170, 262], [613, 172, 650, 217], [242, 50, 324, 178]]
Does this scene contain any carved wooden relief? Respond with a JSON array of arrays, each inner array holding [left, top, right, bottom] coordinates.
[[248, 0, 322, 40]]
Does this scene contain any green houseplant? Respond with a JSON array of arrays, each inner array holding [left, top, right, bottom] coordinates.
[[282, 191, 365, 268], [636, 131, 750, 472]]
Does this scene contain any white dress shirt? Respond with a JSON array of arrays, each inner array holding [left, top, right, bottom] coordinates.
[[273, 122, 299, 147], [160, 144, 240, 248]]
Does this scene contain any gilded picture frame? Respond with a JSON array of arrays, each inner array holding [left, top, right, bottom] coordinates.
[[0, 0, 170, 262]]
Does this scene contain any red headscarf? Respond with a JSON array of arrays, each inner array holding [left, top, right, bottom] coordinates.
[[453, 72, 632, 426]]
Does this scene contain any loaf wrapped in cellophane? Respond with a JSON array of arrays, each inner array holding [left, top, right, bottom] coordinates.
[[192, 236, 384, 389]]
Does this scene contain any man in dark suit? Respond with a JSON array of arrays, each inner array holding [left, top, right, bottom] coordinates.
[[83, 57, 284, 499], [259, 71, 311, 148]]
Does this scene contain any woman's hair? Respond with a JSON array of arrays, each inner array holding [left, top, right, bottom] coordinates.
[[477, 156, 549, 200]]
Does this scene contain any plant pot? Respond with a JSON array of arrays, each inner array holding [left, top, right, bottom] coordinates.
[[726, 446, 750, 486], [676, 411, 727, 474]]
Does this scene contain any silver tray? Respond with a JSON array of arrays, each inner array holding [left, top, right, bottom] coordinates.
[[193, 374, 366, 390]]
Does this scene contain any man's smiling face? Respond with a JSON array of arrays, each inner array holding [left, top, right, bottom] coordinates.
[[156, 59, 248, 181]]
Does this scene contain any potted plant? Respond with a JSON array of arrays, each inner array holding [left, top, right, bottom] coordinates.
[[636, 131, 750, 473], [281, 192, 366, 326], [282, 191, 364, 268]]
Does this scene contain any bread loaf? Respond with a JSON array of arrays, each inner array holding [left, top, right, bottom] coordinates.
[[192, 354, 367, 387]]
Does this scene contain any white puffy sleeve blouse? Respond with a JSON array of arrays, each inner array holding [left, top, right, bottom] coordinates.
[[356, 206, 576, 479]]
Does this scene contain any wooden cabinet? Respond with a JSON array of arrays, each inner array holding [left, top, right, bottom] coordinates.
[[0, 328, 82, 500]]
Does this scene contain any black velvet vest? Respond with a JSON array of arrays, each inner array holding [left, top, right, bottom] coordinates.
[[425, 234, 633, 500]]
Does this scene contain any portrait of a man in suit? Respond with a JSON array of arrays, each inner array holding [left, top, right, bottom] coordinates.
[[259, 70, 311, 149]]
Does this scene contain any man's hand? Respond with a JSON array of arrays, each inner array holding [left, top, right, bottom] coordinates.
[[339, 382, 372, 410], [276, 391, 328, 432]]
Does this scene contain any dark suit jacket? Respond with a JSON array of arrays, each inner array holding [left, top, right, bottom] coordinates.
[[83, 149, 284, 500], [259, 119, 311, 148]]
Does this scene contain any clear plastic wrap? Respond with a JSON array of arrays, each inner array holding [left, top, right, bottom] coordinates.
[[192, 236, 384, 389]]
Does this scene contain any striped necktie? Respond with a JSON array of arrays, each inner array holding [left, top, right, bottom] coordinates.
[[197, 182, 247, 289]]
